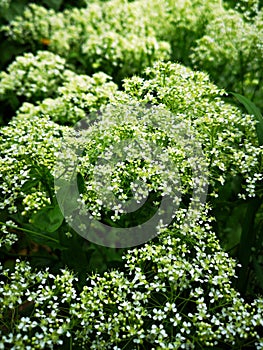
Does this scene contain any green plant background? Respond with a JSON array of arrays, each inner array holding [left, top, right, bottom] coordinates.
[[0, 0, 263, 349]]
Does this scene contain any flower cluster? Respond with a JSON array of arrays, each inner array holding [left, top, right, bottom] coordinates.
[[1, 210, 263, 349], [2, 1, 171, 81], [163, 0, 223, 64], [191, 7, 263, 109], [16, 71, 118, 125], [0, 220, 18, 249], [0, 114, 67, 216], [3, 0, 263, 109], [1, 60, 262, 249], [1, 0, 263, 348], [0, 260, 77, 350], [0, 51, 69, 104], [123, 61, 263, 199], [54, 102, 208, 238]]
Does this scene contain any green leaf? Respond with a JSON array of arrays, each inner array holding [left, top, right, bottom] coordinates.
[[55, 178, 80, 214], [42, 0, 63, 11], [30, 204, 64, 233], [21, 179, 40, 192], [231, 92, 263, 146], [0, 219, 61, 248]]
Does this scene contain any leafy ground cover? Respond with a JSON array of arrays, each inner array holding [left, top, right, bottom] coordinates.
[[0, 0, 263, 349]]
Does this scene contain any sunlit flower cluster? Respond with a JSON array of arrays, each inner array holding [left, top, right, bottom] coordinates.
[[3, 0, 262, 109], [54, 102, 208, 233], [0, 51, 68, 103], [123, 61, 263, 199], [16, 71, 118, 125], [2, 1, 171, 81]]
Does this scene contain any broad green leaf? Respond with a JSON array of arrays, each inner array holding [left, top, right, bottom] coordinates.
[[42, 0, 63, 11], [55, 178, 80, 214], [30, 204, 64, 233], [231, 92, 263, 146]]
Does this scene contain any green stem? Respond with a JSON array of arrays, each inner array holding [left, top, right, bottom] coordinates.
[[0, 221, 59, 244]]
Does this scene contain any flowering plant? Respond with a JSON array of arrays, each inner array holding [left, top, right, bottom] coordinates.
[[1, 1, 263, 349]]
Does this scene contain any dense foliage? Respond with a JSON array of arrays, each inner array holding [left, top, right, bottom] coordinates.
[[1, 0, 263, 349]]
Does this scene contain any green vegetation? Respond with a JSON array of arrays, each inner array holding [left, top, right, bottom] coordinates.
[[0, 0, 263, 349]]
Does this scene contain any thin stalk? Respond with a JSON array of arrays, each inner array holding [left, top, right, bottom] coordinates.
[[0, 221, 59, 244]]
